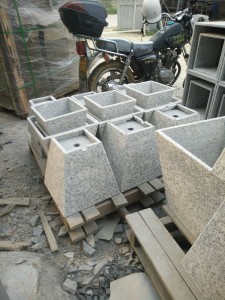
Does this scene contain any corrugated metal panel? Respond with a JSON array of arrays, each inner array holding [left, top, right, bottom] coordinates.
[[118, 0, 143, 30]]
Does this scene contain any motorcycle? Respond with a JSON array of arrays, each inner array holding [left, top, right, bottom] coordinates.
[[59, 0, 206, 92]]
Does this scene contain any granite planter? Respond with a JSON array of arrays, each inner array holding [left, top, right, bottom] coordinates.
[[125, 80, 175, 109], [29, 95, 56, 116], [84, 90, 136, 121], [101, 116, 161, 192], [45, 129, 120, 217], [30, 97, 87, 135], [157, 117, 225, 239]]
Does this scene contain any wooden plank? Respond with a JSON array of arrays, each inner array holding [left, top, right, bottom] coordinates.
[[82, 206, 100, 223], [111, 193, 128, 208], [68, 227, 86, 243], [39, 212, 58, 252], [0, 197, 30, 206], [138, 183, 155, 195], [66, 213, 85, 230], [126, 230, 172, 300], [83, 221, 99, 236], [0, 204, 15, 217], [126, 212, 196, 300], [0, 241, 30, 251], [163, 205, 195, 245], [140, 196, 155, 208], [140, 209, 204, 300], [149, 178, 164, 191], [151, 191, 166, 203], [0, 9, 28, 116]]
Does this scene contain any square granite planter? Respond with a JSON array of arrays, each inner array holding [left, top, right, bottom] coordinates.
[[101, 116, 161, 192], [157, 117, 225, 239], [71, 91, 96, 106], [84, 90, 136, 121], [45, 129, 120, 217], [29, 95, 56, 116], [125, 81, 175, 109], [149, 104, 200, 129], [30, 97, 87, 135], [181, 199, 225, 300], [27, 114, 99, 156]]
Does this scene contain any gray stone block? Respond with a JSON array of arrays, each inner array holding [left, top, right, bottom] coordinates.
[[194, 33, 225, 79], [44, 129, 120, 217], [125, 80, 175, 109], [149, 104, 200, 129], [208, 84, 225, 118], [101, 116, 161, 192], [143, 97, 182, 122], [30, 97, 87, 135], [157, 117, 225, 239], [217, 94, 225, 117], [84, 90, 136, 121], [71, 91, 96, 106], [181, 200, 225, 300], [186, 80, 214, 119], [27, 115, 99, 156], [29, 95, 56, 116]]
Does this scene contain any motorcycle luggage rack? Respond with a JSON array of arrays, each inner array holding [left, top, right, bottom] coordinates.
[[74, 34, 129, 59]]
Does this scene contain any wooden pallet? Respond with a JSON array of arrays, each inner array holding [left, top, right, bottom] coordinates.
[[126, 209, 205, 300], [28, 137, 166, 242]]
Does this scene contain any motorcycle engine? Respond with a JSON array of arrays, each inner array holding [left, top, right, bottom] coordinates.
[[158, 49, 177, 84]]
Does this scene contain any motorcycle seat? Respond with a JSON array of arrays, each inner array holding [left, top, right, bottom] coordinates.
[[96, 38, 154, 58], [132, 42, 154, 57], [96, 38, 132, 54]]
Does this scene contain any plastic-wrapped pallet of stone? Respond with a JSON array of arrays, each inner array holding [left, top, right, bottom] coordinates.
[[0, 0, 79, 116], [183, 22, 225, 120]]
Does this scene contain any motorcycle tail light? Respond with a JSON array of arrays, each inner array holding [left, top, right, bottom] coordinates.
[[76, 41, 87, 56], [104, 52, 110, 63]]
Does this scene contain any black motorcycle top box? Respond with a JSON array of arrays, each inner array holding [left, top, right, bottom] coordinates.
[[59, 1, 108, 38]]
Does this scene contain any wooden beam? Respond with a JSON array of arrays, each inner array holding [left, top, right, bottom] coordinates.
[[0, 241, 30, 251], [39, 212, 58, 252], [0, 204, 15, 217], [111, 193, 128, 208], [0, 197, 30, 206], [138, 183, 155, 196], [82, 206, 100, 223]]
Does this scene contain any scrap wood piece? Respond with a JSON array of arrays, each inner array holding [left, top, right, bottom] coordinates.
[[0, 204, 15, 217], [150, 191, 165, 203], [66, 212, 85, 230], [111, 193, 128, 208], [138, 183, 155, 196], [140, 196, 155, 208], [0, 197, 30, 206], [149, 178, 164, 191], [39, 212, 58, 252], [68, 227, 86, 243], [0, 241, 30, 251], [82, 206, 100, 223]]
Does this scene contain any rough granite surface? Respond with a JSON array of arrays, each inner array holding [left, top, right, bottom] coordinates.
[[101, 116, 161, 192], [125, 80, 175, 109], [30, 97, 87, 135], [84, 90, 136, 121], [182, 200, 225, 300], [44, 130, 120, 217], [157, 117, 225, 238]]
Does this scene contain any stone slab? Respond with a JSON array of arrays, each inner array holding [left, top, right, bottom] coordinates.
[[30, 97, 87, 135], [181, 199, 225, 300], [44, 129, 120, 217], [110, 272, 160, 300], [208, 84, 225, 118], [101, 115, 161, 192], [95, 214, 120, 241], [125, 80, 175, 109], [84, 90, 136, 121], [157, 117, 225, 238], [149, 104, 200, 129]]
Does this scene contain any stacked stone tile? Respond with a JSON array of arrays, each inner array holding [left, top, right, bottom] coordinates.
[[183, 22, 225, 120], [28, 81, 200, 218]]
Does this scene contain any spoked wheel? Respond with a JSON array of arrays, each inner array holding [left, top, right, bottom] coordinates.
[[168, 61, 181, 86], [88, 61, 135, 92]]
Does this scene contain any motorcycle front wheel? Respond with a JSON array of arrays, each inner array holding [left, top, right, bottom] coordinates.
[[88, 61, 135, 92], [168, 61, 181, 86]]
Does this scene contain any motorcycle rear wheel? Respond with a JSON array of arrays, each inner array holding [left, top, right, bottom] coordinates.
[[88, 61, 135, 92], [168, 61, 181, 86]]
